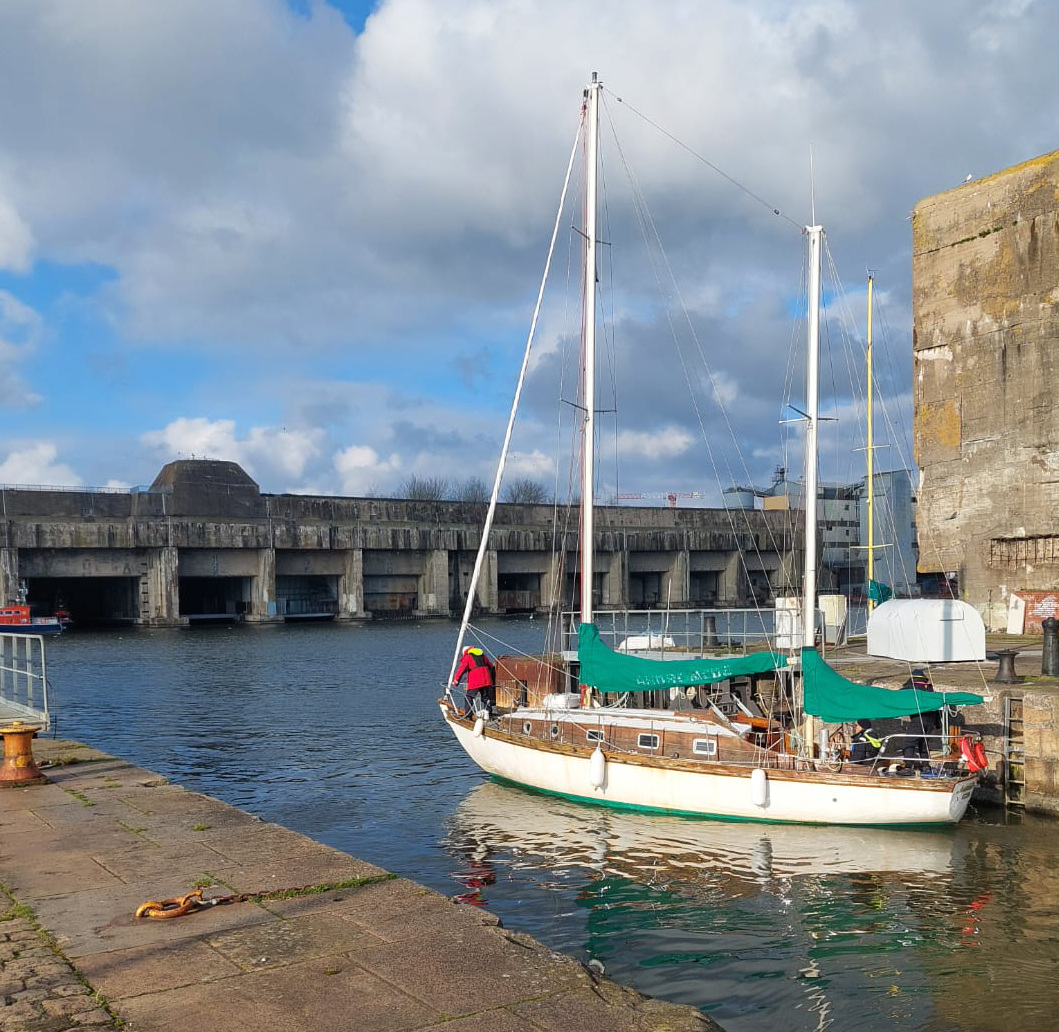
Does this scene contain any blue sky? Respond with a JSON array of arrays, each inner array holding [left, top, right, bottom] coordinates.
[[0, 0, 1056, 501]]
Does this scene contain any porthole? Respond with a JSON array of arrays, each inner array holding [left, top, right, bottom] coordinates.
[[550, 723, 560, 739], [523, 721, 533, 735]]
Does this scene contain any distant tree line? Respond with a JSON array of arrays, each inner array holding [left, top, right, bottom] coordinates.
[[398, 474, 550, 504]]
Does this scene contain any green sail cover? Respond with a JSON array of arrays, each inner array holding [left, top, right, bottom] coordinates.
[[577, 622, 786, 693], [801, 647, 984, 723]]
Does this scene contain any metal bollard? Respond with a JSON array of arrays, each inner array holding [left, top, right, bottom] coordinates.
[[992, 649, 1020, 685], [1043, 617, 1059, 676], [0, 720, 47, 787]]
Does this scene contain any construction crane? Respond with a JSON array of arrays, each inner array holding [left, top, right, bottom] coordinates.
[[613, 491, 703, 507]]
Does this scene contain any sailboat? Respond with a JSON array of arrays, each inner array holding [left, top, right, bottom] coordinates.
[[441, 74, 983, 826]]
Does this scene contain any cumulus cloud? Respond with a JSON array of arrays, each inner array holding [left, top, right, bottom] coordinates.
[[333, 443, 401, 495], [0, 443, 82, 487], [141, 416, 324, 487], [616, 427, 694, 461]]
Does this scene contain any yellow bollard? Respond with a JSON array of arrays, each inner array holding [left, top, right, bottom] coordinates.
[[0, 720, 47, 787]]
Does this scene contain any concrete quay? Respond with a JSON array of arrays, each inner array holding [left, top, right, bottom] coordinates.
[[1, 738, 719, 1032]]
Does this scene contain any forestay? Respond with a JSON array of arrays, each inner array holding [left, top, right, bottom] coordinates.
[[577, 622, 785, 693], [801, 647, 983, 723]]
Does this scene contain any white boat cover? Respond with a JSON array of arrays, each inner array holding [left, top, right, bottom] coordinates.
[[866, 599, 986, 662]]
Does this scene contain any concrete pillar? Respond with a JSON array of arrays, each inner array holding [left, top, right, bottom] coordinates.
[[245, 548, 277, 623], [543, 552, 565, 611], [339, 548, 364, 619], [0, 548, 18, 606], [144, 547, 181, 626], [604, 549, 628, 608], [474, 549, 499, 614], [665, 550, 689, 606], [722, 551, 744, 606], [419, 549, 451, 616]]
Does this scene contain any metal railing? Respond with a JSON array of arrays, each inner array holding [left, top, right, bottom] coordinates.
[[0, 634, 50, 730], [559, 607, 826, 655]]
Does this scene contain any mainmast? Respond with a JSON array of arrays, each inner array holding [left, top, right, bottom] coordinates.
[[866, 273, 876, 609], [802, 226, 823, 648], [580, 73, 601, 624]]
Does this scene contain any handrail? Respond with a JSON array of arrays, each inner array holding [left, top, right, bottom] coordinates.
[[0, 634, 50, 730], [559, 607, 827, 656]]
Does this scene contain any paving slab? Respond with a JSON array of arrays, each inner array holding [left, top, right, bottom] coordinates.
[[0, 738, 722, 1032]]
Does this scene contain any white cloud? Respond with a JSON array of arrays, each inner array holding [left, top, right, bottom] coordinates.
[[0, 290, 44, 409], [505, 450, 554, 482], [333, 443, 401, 495], [616, 427, 694, 461], [0, 191, 33, 271], [0, 443, 81, 486], [141, 416, 324, 486]]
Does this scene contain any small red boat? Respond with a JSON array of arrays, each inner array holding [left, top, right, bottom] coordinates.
[[0, 584, 63, 635]]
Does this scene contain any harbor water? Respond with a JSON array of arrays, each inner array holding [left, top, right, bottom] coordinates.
[[43, 619, 1059, 1032]]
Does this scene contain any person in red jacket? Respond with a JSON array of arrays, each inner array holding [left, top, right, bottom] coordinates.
[[453, 646, 496, 718]]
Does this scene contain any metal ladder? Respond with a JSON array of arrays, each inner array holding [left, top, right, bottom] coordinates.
[[1004, 694, 1025, 808]]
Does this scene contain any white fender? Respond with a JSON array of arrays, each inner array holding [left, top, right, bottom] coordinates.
[[751, 767, 768, 808], [589, 744, 606, 789], [473, 715, 486, 738]]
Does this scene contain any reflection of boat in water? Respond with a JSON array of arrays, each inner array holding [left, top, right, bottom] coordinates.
[[448, 780, 957, 887]]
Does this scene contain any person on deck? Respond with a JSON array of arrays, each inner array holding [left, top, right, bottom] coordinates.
[[901, 668, 941, 761], [453, 646, 496, 718], [849, 718, 882, 764]]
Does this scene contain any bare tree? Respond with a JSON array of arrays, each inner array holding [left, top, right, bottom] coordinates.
[[503, 478, 550, 504], [456, 476, 491, 504], [400, 474, 451, 501]]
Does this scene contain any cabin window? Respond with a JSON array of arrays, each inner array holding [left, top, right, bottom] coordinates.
[[693, 738, 718, 757], [523, 721, 533, 735], [550, 723, 560, 739], [586, 729, 603, 743], [637, 733, 660, 750]]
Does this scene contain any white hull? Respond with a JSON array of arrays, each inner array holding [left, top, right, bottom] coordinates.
[[443, 705, 978, 826]]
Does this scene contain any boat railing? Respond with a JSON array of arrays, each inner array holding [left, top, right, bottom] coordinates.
[[0, 633, 50, 730], [560, 607, 825, 656], [846, 733, 965, 775]]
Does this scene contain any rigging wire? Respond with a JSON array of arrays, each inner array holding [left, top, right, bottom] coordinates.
[[447, 110, 583, 687], [600, 91, 796, 655], [610, 91, 805, 232]]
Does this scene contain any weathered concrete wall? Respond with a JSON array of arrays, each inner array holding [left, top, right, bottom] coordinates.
[[913, 149, 1059, 607], [970, 685, 1059, 817], [1022, 690, 1059, 815], [0, 461, 803, 626]]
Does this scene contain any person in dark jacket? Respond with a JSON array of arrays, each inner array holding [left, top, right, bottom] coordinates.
[[901, 667, 941, 760], [453, 646, 496, 717], [850, 718, 882, 764]]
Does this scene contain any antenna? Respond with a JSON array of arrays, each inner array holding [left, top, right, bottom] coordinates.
[[809, 145, 816, 226]]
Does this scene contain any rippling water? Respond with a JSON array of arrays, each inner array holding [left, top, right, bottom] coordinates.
[[44, 619, 1059, 1032]]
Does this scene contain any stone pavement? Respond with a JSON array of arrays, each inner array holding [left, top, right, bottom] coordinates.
[[1, 738, 720, 1032]]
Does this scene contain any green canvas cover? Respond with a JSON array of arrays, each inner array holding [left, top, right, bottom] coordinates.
[[801, 647, 983, 723], [577, 622, 786, 693]]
